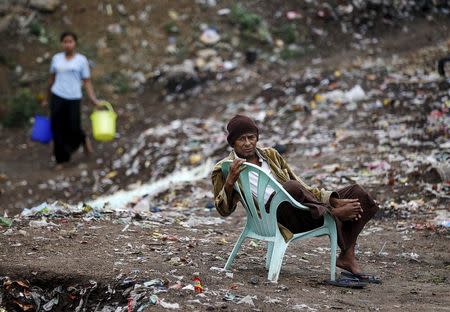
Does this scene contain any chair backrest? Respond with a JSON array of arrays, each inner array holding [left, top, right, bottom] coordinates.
[[221, 160, 309, 238]]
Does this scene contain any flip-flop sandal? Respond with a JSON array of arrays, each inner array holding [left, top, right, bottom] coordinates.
[[325, 277, 367, 289], [341, 271, 382, 284]]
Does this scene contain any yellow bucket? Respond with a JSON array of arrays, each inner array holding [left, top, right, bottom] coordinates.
[[90, 101, 117, 142]]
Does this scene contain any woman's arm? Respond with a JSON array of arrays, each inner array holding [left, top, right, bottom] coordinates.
[[41, 74, 55, 106], [83, 78, 100, 106]]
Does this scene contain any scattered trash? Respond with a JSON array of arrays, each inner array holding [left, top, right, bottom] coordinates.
[[249, 276, 259, 285], [320, 84, 366, 104], [160, 300, 180, 309], [237, 295, 255, 306], [433, 210, 450, 228], [29, 218, 59, 228], [193, 277, 204, 293], [223, 292, 236, 302], [286, 11, 302, 20], [0, 278, 98, 312], [87, 159, 214, 212], [401, 252, 420, 262], [200, 28, 220, 45], [292, 303, 318, 311]]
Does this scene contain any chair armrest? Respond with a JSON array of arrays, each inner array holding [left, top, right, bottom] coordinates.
[[222, 160, 311, 212]]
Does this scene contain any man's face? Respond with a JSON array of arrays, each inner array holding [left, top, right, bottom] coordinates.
[[233, 132, 258, 159]]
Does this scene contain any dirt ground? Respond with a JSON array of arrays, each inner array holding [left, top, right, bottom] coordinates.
[[1, 201, 449, 311]]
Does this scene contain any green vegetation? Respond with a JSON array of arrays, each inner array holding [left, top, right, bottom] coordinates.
[[28, 20, 49, 44], [1, 89, 41, 128], [274, 24, 298, 45], [230, 4, 272, 44], [230, 4, 262, 32], [29, 20, 44, 37]]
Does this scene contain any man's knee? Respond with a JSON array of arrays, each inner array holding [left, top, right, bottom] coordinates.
[[350, 184, 379, 213]]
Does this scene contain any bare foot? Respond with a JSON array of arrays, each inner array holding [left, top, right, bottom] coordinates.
[[83, 138, 93, 156], [337, 252, 361, 274], [331, 199, 363, 221]]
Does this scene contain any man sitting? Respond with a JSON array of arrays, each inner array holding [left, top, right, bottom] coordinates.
[[211, 114, 380, 285]]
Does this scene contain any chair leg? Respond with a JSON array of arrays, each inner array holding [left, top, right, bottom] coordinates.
[[224, 230, 247, 270], [266, 242, 274, 270], [267, 239, 288, 282], [327, 216, 337, 281]]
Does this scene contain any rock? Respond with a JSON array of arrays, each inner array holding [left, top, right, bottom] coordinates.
[[29, 0, 60, 12]]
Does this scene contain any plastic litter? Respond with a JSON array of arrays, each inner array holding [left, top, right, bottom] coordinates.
[[200, 28, 220, 45], [433, 210, 450, 228], [193, 277, 204, 293], [87, 159, 213, 211], [160, 300, 180, 309], [237, 295, 255, 306]]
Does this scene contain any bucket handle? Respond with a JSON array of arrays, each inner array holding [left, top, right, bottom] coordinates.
[[98, 101, 115, 112]]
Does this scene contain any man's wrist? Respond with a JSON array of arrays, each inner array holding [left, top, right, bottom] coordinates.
[[329, 197, 337, 207]]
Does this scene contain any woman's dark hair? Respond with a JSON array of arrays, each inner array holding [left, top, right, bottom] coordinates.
[[60, 31, 78, 42]]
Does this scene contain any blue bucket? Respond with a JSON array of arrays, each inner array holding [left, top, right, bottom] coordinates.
[[31, 115, 53, 144]]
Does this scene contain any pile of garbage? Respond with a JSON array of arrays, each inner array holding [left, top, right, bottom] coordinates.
[[111, 118, 225, 178], [6, 44, 448, 228], [0, 277, 99, 312], [116, 48, 450, 221], [1, 0, 448, 223], [0, 275, 211, 311]]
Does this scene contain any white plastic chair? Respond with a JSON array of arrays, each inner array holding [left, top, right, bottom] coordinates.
[[221, 160, 337, 282]]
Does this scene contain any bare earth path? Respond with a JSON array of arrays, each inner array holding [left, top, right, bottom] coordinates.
[[1, 204, 449, 311]]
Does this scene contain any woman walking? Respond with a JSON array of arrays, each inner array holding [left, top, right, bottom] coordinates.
[[42, 31, 100, 168]]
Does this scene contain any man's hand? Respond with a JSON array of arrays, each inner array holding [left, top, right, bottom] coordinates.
[[330, 198, 363, 221], [225, 158, 246, 188], [222, 158, 246, 209]]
